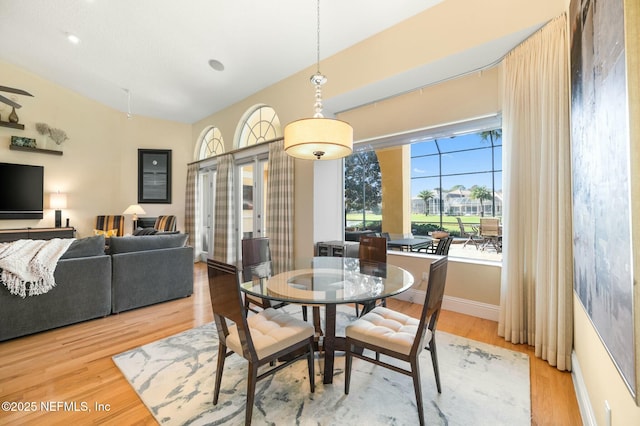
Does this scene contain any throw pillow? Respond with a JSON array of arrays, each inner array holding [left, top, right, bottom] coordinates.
[[94, 229, 118, 238], [60, 235, 106, 259], [133, 227, 158, 236]]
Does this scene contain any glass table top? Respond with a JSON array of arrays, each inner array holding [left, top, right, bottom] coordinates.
[[240, 257, 414, 305]]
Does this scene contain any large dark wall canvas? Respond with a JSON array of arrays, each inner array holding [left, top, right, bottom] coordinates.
[[570, 0, 636, 399]]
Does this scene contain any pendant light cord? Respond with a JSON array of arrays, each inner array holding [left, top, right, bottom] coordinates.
[[316, 0, 321, 74]]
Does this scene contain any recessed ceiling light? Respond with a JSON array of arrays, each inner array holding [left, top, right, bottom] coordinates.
[[208, 59, 224, 71], [66, 33, 81, 44]]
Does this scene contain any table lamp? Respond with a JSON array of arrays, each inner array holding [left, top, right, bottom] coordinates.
[[123, 204, 146, 233], [50, 191, 67, 228]]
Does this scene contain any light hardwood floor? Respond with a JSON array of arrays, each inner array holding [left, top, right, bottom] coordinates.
[[0, 262, 582, 425]]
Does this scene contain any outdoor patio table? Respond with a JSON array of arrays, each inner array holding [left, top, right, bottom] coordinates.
[[387, 237, 433, 252]]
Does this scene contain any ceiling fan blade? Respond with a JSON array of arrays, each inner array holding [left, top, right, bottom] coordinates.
[[0, 94, 22, 109], [0, 85, 34, 97]]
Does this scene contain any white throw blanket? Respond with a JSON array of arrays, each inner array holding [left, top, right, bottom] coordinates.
[[0, 238, 75, 298]]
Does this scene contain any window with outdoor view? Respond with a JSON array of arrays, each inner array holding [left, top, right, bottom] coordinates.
[[344, 125, 503, 262]]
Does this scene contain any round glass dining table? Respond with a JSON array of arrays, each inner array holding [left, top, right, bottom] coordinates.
[[240, 256, 415, 384]]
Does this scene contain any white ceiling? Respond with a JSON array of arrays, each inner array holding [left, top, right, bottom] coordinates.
[[0, 0, 541, 124]]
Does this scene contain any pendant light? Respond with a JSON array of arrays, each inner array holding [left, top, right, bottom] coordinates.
[[283, 0, 353, 160]]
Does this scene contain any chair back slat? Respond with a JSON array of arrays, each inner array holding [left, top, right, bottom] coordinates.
[[442, 236, 454, 255], [207, 259, 257, 359], [207, 259, 244, 323], [434, 236, 454, 255], [456, 217, 467, 233], [480, 218, 500, 237], [432, 238, 448, 255], [241, 238, 273, 282], [358, 236, 387, 263], [413, 256, 448, 354]]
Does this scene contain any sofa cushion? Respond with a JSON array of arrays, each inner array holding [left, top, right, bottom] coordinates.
[[109, 233, 188, 254], [60, 235, 106, 259]]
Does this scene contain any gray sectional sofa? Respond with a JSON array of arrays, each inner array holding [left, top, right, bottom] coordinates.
[[0, 233, 194, 341], [110, 233, 193, 313]]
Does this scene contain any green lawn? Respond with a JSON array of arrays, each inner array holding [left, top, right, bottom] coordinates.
[[345, 213, 490, 234]]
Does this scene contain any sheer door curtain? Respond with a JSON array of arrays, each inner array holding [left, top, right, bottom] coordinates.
[[499, 14, 573, 371]]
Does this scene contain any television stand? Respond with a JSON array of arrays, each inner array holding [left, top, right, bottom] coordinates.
[[0, 227, 76, 243]]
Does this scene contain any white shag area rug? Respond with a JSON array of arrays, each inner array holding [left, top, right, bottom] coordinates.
[[113, 306, 530, 425]]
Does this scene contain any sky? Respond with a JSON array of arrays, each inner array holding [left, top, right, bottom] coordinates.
[[410, 132, 502, 197]]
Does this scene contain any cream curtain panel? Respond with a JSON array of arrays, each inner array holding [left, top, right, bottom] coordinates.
[[213, 154, 235, 263], [499, 14, 573, 371], [266, 140, 294, 274], [184, 163, 198, 250]]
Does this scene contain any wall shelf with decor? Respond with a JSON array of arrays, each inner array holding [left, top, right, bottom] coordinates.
[[9, 144, 63, 156], [0, 121, 25, 130]]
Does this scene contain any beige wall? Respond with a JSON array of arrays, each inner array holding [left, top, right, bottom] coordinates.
[[0, 60, 192, 237], [339, 67, 501, 142], [388, 252, 501, 306], [574, 296, 640, 425]]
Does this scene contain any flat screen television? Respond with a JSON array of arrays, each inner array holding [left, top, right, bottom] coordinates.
[[0, 162, 44, 219]]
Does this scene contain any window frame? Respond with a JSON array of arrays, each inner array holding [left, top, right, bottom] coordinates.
[[345, 114, 503, 262]]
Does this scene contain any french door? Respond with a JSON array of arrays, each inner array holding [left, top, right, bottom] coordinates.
[[236, 157, 268, 259]]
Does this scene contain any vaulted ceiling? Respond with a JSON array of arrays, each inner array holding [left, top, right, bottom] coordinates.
[[0, 0, 542, 124]]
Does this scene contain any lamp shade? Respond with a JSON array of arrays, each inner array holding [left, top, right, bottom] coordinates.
[[49, 192, 67, 209], [284, 117, 353, 160], [123, 204, 146, 216]]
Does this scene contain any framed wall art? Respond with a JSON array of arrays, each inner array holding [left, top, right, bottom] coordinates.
[[570, 0, 639, 403], [138, 149, 172, 204]]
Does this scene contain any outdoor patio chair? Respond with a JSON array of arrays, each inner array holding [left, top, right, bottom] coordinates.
[[479, 218, 502, 253], [456, 217, 481, 249]]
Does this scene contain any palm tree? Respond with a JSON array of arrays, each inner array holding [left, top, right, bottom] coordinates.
[[417, 190, 434, 216], [470, 185, 492, 217], [480, 129, 502, 144]]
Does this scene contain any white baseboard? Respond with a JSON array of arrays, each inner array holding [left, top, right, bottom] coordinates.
[[392, 287, 423, 304], [393, 291, 500, 321], [571, 351, 595, 426]]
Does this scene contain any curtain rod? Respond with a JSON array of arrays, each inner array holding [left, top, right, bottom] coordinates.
[[334, 19, 551, 116], [187, 136, 283, 166]]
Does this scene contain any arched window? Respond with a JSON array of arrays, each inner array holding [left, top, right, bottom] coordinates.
[[197, 126, 225, 160], [236, 105, 281, 148]]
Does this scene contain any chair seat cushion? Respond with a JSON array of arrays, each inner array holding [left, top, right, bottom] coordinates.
[[346, 306, 430, 355], [227, 308, 314, 360]]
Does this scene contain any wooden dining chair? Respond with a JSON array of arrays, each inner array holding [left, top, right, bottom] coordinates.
[[241, 237, 287, 312], [421, 236, 454, 255], [207, 259, 315, 426], [344, 256, 449, 426], [355, 235, 388, 316]]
